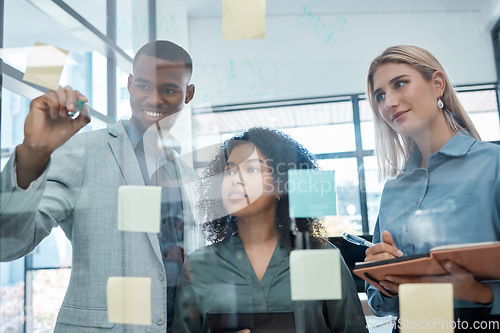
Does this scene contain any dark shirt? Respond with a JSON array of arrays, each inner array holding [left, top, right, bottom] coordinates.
[[173, 235, 368, 333], [123, 120, 184, 332]]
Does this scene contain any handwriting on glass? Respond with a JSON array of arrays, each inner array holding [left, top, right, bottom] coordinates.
[[296, 6, 347, 46]]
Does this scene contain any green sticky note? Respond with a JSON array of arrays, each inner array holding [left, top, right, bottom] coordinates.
[[288, 169, 336, 218], [107, 277, 152, 325], [399, 283, 454, 333], [117, 186, 161, 233], [290, 249, 341, 300]]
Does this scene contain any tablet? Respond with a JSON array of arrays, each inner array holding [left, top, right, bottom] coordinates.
[[205, 310, 295, 333]]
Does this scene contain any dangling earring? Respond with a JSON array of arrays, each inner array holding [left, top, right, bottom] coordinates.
[[437, 98, 444, 109]]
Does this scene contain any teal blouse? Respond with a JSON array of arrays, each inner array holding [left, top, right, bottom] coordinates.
[[173, 235, 368, 333]]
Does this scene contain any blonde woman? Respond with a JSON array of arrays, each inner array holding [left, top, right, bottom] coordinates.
[[364, 45, 500, 331]]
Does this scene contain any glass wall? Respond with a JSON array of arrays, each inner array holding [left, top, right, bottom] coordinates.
[[2, 1, 500, 332], [1, 0, 135, 331], [193, 87, 500, 236]]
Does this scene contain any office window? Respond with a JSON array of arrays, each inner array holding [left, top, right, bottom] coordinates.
[[363, 156, 385, 233], [116, 66, 132, 120], [194, 85, 500, 237], [1, 89, 30, 168], [31, 269, 71, 331], [457, 89, 500, 141], [63, 0, 107, 35], [194, 99, 372, 235], [317, 158, 361, 235], [359, 99, 376, 151], [210, 101, 355, 152]]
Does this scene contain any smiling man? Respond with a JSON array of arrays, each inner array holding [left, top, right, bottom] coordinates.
[[128, 42, 194, 133], [0, 40, 196, 332]]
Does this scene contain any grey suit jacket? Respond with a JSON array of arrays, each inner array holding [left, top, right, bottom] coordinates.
[[0, 120, 200, 332]]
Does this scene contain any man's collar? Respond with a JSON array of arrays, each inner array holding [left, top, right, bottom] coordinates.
[[121, 119, 182, 154], [121, 119, 143, 149]]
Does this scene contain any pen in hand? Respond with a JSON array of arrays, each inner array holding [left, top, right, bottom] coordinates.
[[343, 232, 375, 248], [68, 100, 86, 118]]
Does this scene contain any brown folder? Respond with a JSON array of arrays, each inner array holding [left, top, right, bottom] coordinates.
[[353, 241, 500, 297]]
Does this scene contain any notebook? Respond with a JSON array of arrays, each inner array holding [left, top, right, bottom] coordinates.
[[206, 311, 295, 333]]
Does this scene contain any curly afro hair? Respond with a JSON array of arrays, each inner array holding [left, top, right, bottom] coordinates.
[[197, 127, 327, 250]]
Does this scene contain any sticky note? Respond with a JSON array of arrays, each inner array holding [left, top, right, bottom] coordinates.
[[399, 283, 453, 333], [107, 277, 152, 325], [23, 41, 69, 90], [288, 169, 336, 218], [118, 186, 162, 233], [290, 249, 341, 300], [223, 0, 266, 40]]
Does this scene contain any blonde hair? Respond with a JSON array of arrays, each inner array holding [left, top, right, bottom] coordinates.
[[367, 45, 480, 179]]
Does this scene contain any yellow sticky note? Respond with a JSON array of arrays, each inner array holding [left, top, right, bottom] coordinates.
[[223, 0, 266, 40], [399, 283, 453, 333], [107, 277, 152, 325], [118, 186, 162, 233], [290, 249, 341, 300], [23, 41, 69, 90]]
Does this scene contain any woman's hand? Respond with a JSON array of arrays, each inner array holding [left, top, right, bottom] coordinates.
[[384, 261, 493, 304], [364, 231, 404, 296], [365, 231, 404, 262]]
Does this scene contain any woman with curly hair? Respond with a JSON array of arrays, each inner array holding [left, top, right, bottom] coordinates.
[[173, 127, 367, 333]]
